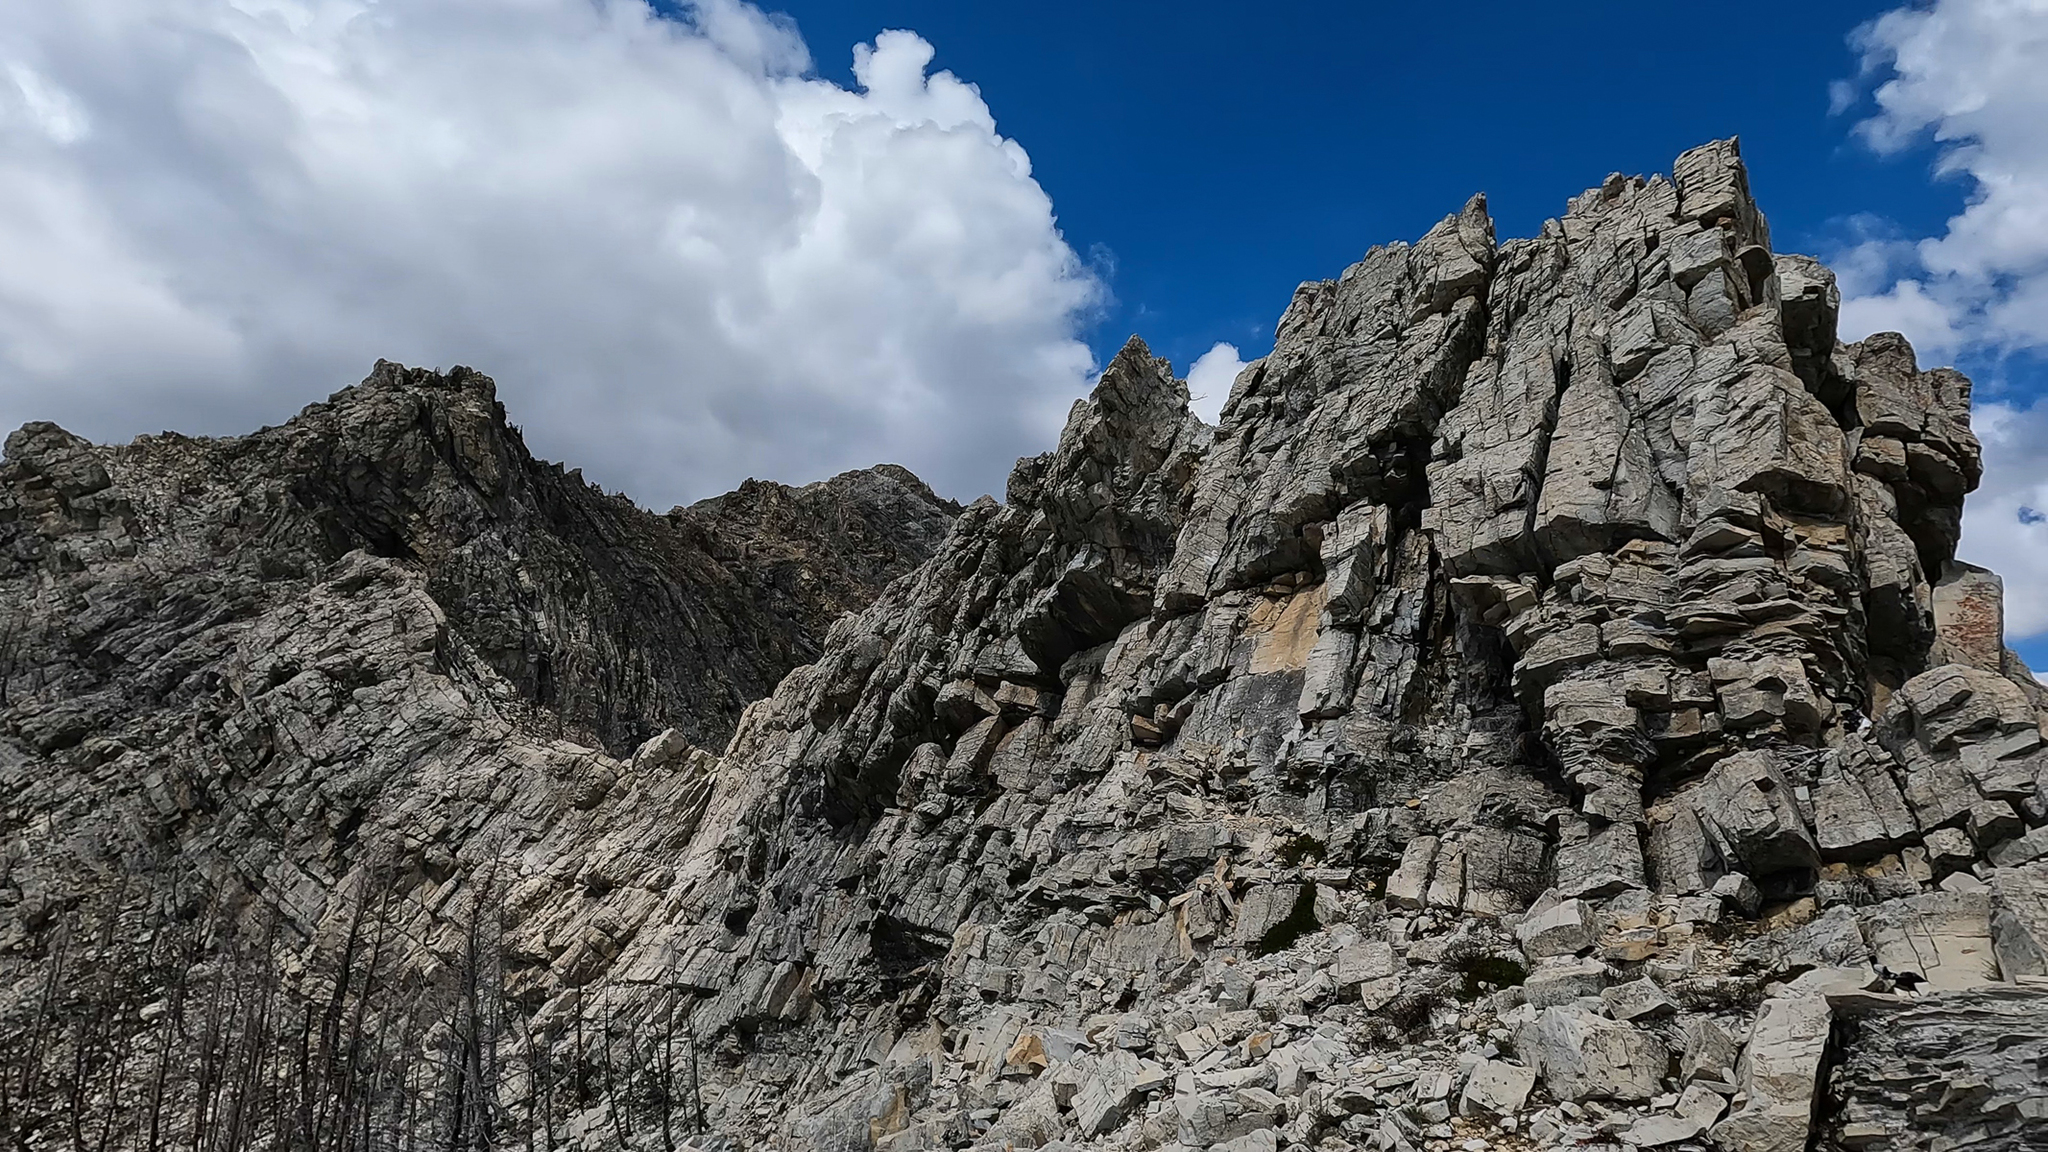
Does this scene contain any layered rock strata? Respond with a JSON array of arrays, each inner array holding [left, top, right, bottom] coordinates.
[[0, 361, 956, 992]]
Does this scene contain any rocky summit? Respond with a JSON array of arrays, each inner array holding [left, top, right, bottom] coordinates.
[[4, 139, 2047, 1152]]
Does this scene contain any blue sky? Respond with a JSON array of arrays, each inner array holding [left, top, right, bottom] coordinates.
[[3, 0, 2047, 667], [763, 2, 1969, 376], [759, 0, 2048, 669]]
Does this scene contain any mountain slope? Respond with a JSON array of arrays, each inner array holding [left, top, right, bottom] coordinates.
[[7, 142, 2048, 1152]]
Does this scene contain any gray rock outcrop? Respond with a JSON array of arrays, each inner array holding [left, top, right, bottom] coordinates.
[[7, 139, 2048, 1152]]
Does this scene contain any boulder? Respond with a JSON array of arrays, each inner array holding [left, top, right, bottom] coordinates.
[[1623, 1113, 1708, 1147], [1989, 863, 2048, 978], [1860, 890, 2000, 991], [1518, 1005, 1666, 1102], [1523, 956, 1613, 1009], [1600, 976, 1678, 1021], [1516, 898, 1598, 959], [1332, 940, 1398, 988], [1711, 995, 1830, 1152], [1458, 1058, 1536, 1118], [1690, 751, 1820, 885]]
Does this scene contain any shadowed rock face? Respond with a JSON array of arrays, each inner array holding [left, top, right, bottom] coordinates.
[[0, 361, 959, 759], [6, 141, 2048, 1152], [0, 362, 957, 990]]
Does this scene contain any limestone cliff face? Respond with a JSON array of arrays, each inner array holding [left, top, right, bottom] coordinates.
[[603, 141, 2047, 1150], [6, 141, 2048, 1152], [0, 361, 956, 1008]]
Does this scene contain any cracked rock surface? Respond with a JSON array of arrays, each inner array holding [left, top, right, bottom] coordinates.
[[7, 141, 2048, 1152]]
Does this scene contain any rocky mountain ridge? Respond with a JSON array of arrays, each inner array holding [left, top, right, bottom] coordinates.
[[6, 139, 2048, 1152]]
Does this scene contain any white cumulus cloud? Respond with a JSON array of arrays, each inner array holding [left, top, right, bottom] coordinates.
[[1957, 399, 2048, 639], [1838, 0, 2048, 355], [1183, 341, 1244, 426], [1837, 0, 2048, 644], [0, 0, 1102, 505]]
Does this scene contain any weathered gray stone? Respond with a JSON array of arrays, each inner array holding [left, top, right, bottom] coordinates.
[[1332, 941, 1397, 987], [1825, 982, 2048, 1152], [1711, 872, 1761, 917], [1861, 890, 2001, 991], [1711, 995, 1830, 1152], [1069, 1050, 1143, 1137], [1523, 956, 1613, 1010], [1885, 663, 2037, 756], [1516, 898, 1598, 959], [1518, 1006, 1666, 1103], [1457, 1058, 1536, 1118], [1925, 826, 1979, 874], [1812, 736, 1919, 861], [1689, 751, 1820, 885], [1989, 863, 2048, 979], [1553, 816, 1646, 900], [1678, 1016, 1739, 1085], [1623, 1113, 1707, 1147], [1, 139, 2030, 1152], [1386, 836, 1440, 910], [1600, 976, 1678, 1021]]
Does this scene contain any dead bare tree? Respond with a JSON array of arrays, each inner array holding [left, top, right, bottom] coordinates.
[[0, 844, 684, 1152]]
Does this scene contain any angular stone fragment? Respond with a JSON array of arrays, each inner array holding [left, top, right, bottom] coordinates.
[[992, 680, 1056, 718], [1425, 841, 1467, 909], [1523, 956, 1613, 1010], [1517, 1005, 1666, 1102], [1600, 976, 1678, 1021], [1678, 1015, 1739, 1085], [1934, 561, 2007, 672], [1623, 1113, 1707, 1147], [935, 679, 1000, 731], [1333, 941, 1397, 987], [1553, 816, 1645, 899], [1689, 750, 1820, 885], [1516, 898, 1597, 958], [1886, 663, 2037, 754], [1459, 826, 1549, 915], [1811, 736, 1918, 861], [1297, 626, 1359, 719], [1676, 1082, 1728, 1126], [1534, 353, 1681, 563], [1711, 995, 1831, 1152], [1357, 974, 1404, 1011], [1860, 890, 2000, 991], [1232, 884, 1307, 949], [1775, 253, 1839, 391], [1646, 803, 1715, 895], [1965, 798, 2023, 849], [1321, 500, 1386, 626], [1458, 1058, 1536, 1118], [1711, 872, 1760, 916], [1174, 1090, 1232, 1146], [1386, 836, 1439, 909], [1960, 733, 2044, 802], [1924, 826, 1978, 874], [1069, 1050, 1143, 1137], [1674, 138, 1762, 234], [1989, 863, 2048, 978]]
